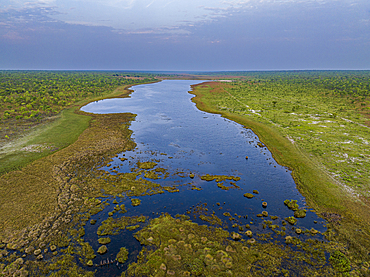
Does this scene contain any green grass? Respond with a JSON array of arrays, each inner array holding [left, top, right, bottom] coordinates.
[[0, 83, 148, 176], [194, 81, 370, 198], [0, 107, 91, 175], [190, 81, 370, 261]]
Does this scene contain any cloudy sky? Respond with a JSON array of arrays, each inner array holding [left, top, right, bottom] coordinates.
[[1, 0, 369, 70]]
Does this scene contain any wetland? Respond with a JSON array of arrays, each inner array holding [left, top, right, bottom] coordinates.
[[1, 73, 370, 276]]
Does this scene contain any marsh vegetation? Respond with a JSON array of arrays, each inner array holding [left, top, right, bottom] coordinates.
[[0, 72, 369, 276]]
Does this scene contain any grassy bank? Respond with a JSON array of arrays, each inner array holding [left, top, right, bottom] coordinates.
[[0, 109, 136, 235], [190, 81, 370, 265], [0, 84, 145, 176]]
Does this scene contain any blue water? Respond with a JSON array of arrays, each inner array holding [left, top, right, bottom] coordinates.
[[81, 80, 326, 274]]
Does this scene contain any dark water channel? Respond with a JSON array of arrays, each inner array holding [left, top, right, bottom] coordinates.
[[81, 80, 326, 275]]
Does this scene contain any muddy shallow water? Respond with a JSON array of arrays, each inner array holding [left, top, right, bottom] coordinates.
[[81, 80, 327, 275]]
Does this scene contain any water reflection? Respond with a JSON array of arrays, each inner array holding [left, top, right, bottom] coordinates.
[[81, 80, 326, 275]]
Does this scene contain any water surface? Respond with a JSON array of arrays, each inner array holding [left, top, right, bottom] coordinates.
[[81, 80, 326, 274]]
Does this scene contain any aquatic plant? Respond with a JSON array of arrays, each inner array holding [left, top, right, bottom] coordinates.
[[294, 209, 307, 218], [137, 161, 158, 170], [97, 215, 146, 236], [131, 198, 141, 206], [98, 237, 111, 245], [97, 245, 108, 255], [243, 193, 254, 199], [284, 199, 299, 211], [310, 228, 319, 235], [285, 216, 297, 225], [329, 250, 351, 273], [285, 236, 293, 244], [116, 247, 129, 263]]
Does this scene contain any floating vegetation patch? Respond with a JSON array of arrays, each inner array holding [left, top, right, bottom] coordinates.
[[98, 237, 111, 245], [125, 214, 341, 276], [284, 199, 300, 211], [137, 161, 158, 170], [131, 198, 141, 206], [97, 216, 147, 236], [116, 247, 129, 264], [200, 174, 241, 182]]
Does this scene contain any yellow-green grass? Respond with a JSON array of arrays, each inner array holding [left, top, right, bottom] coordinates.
[[0, 108, 91, 175], [0, 84, 142, 176], [0, 111, 135, 238], [190, 82, 370, 260], [0, 83, 146, 237]]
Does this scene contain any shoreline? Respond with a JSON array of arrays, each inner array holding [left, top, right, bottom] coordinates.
[[189, 81, 370, 261], [0, 82, 155, 232]]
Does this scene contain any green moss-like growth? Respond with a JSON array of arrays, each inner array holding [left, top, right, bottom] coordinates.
[[79, 242, 96, 260], [294, 209, 307, 218], [144, 171, 160, 180], [200, 174, 240, 182], [116, 247, 129, 263], [128, 214, 317, 276], [131, 198, 141, 207], [329, 250, 351, 273], [284, 199, 299, 211], [87, 260, 93, 267], [285, 236, 293, 244], [137, 161, 157, 170], [127, 225, 140, 231], [120, 204, 127, 213], [243, 193, 254, 199], [97, 215, 146, 236], [310, 228, 319, 235], [285, 216, 297, 225], [97, 245, 108, 255], [98, 237, 111, 245]]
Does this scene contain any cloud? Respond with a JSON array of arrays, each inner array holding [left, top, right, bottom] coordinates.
[[145, 0, 155, 8], [1, 0, 369, 70], [2, 31, 27, 41]]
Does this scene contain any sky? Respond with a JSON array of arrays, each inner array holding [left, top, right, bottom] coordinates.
[[0, 0, 369, 71]]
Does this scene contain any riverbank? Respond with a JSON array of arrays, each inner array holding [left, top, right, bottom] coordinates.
[[0, 82, 153, 235], [0, 84, 144, 176], [190, 81, 370, 269]]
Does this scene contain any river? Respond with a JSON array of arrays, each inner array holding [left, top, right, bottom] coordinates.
[[81, 80, 326, 275]]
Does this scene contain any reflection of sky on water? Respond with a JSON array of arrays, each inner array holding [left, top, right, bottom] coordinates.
[[82, 80, 327, 275]]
